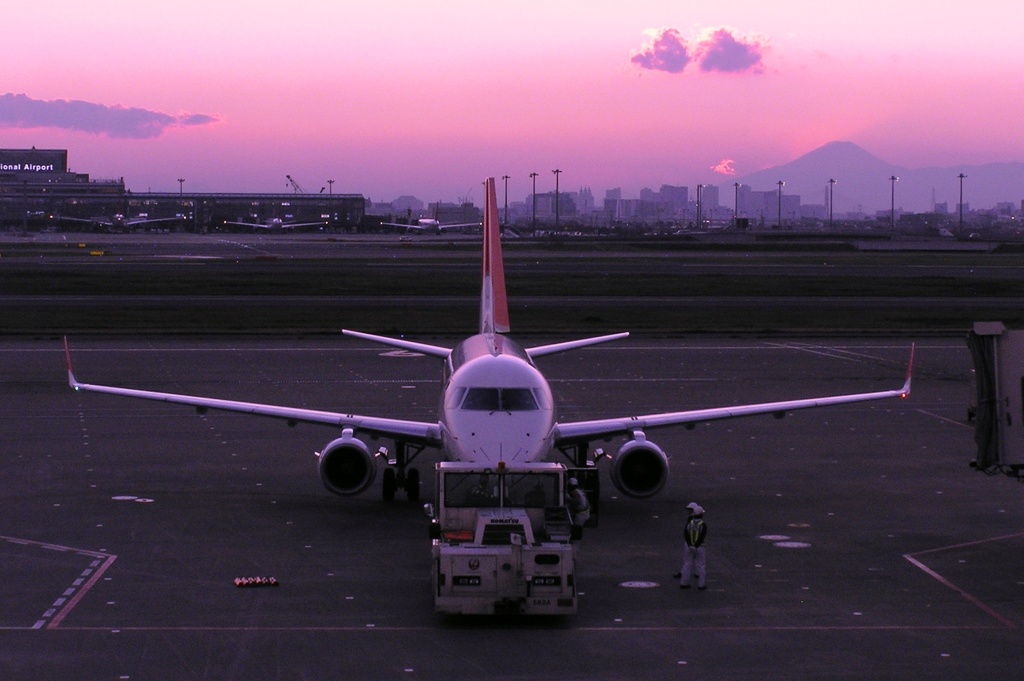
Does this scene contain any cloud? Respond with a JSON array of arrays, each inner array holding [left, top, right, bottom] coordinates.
[[632, 27, 765, 75], [630, 28, 692, 74], [711, 159, 737, 176], [0, 93, 219, 139], [695, 29, 765, 73]]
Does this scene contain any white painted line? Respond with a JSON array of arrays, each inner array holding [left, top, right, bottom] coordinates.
[[903, 532, 1024, 630], [916, 409, 972, 428], [0, 535, 117, 630]]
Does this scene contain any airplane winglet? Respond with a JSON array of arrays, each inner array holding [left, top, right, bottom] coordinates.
[[480, 177, 510, 335], [900, 343, 915, 398], [63, 336, 81, 389]]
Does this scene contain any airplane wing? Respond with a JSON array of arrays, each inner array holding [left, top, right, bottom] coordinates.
[[341, 329, 452, 358], [223, 220, 327, 230], [64, 339, 442, 445], [123, 216, 185, 226], [60, 216, 114, 227], [381, 222, 481, 232], [526, 333, 630, 358], [433, 222, 481, 231], [272, 221, 328, 229], [554, 346, 914, 444]]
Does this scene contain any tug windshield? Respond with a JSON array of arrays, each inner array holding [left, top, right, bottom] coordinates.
[[444, 470, 561, 508]]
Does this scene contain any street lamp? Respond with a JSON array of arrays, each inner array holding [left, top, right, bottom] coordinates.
[[552, 169, 561, 229], [502, 175, 510, 227], [177, 178, 185, 195], [828, 178, 836, 230], [958, 173, 967, 234], [889, 175, 899, 231], [733, 182, 740, 228], [529, 172, 538, 231], [696, 184, 703, 228], [777, 180, 785, 228], [327, 179, 334, 196]]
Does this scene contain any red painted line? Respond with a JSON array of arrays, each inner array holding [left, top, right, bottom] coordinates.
[[903, 554, 1016, 629], [908, 531, 1024, 557], [48, 552, 118, 629], [1, 536, 117, 630], [903, 532, 1024, 630], [915, 409, 973, 428]]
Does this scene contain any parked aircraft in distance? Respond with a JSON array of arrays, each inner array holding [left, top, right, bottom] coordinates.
[[65, 177, 913, 504], [381, 217, 481, 235], [222, 216, 328, 231], [381, 203, 481, 234], [60, 213, 185, 231]]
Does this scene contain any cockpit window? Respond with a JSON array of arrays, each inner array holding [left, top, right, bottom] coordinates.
[[462, 388, 500, 411], [460, 387, 539, 411], [502, 388, 538, 411]]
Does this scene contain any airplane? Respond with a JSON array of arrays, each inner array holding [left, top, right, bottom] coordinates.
[[380, 217, 482, 235], [60, 213, 185, 232], [64, 177, 913, 505], [222, 216, 328, 232], [381, 204, 481, 235]]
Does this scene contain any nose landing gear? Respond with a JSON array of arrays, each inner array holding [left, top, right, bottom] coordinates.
[[381, 441, 425, 502]]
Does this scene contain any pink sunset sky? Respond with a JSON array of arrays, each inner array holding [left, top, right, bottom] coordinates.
[[4, 1, 1021, 202]]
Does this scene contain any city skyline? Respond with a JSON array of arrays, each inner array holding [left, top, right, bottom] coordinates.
[[3, 2, 1022, 204], [376, 141, 1022, 219]]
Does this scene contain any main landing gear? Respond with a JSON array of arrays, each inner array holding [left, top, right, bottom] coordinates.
[[381, 441, 425, 502]]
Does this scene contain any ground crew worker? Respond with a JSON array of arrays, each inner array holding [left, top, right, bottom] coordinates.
[[567, 477, 590, 527], [676, 502, 707, 590], [466, 473, 496, 505]]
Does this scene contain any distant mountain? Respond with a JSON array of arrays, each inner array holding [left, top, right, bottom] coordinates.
[[728, 141, 1023, 214]]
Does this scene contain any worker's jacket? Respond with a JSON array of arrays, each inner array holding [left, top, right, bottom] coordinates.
[[684, 516, 707, 548]]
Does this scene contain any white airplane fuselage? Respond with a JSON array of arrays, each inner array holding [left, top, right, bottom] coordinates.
[[440, 333, 555, 464], [64, 175, 912, 505]]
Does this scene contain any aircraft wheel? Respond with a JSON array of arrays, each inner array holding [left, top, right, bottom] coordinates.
[[406, 468, 420, 502], [382, 468, 397, 502]]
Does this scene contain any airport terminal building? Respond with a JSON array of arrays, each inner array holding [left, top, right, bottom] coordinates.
[[0, 148, 365, 232]]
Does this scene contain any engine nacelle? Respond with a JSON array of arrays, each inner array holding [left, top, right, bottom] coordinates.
[[610, 432, 669, 498], [317, 430, 376, 496]]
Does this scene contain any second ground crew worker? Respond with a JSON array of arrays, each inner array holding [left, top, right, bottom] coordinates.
[[676, 501, 707, 590], [567, 477, 591, 527]]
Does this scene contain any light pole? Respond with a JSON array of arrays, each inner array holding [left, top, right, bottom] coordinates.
[[828, 178, 836, 230], [733, 182, 740, 228], [958, 173, 967, 234], [502, 175, 510, 227], [327, 179, 334, 195], [177, 178, 185, 195], [889, 175, 899, 231], [696, 184, 703, 229], [552, 169, 561, 229], [530, 172, 538, 231], [776, 180, 785, 228]]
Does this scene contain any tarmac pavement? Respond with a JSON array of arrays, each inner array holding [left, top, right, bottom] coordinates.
[[2, 335, 1021, 680]]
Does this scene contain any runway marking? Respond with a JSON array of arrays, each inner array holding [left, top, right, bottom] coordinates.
[[47, 623, 1009, 633], [763, 341, 896, 365], [0, 535, 117, 631], [903, 532, 1024, 630], [916, 409, 972, 428]]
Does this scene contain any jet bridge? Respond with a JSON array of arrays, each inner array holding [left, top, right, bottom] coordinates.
[[967, 322, 1024, 480]]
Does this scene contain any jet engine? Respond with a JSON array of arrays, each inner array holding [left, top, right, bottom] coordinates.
[[317, 429, 377, 496], [609, 432, 669, 498]]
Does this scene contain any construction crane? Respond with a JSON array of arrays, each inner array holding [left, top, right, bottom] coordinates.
[[285, 175, 307, 193]]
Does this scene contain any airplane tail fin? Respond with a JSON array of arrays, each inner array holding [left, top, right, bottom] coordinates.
[[480, 177, 510, 334]]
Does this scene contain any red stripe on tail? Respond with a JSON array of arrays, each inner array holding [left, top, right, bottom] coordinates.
[[480, 177, 510, 334]]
